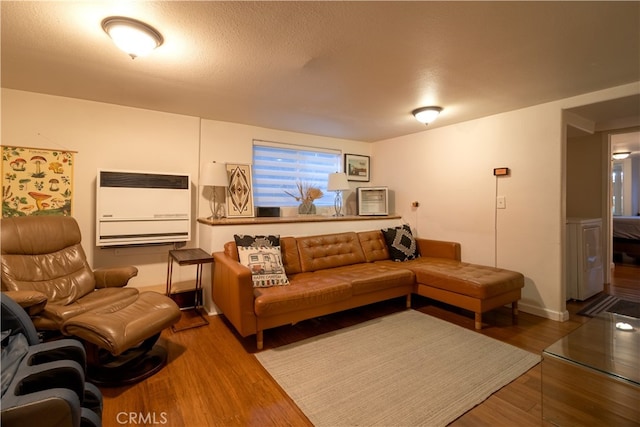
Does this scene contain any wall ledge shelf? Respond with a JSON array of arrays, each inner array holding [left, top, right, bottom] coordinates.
[[198, 214, 401, 227]]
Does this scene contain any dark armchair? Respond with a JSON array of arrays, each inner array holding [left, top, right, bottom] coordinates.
[[1, 216, 181, 386], [1, 292, 103, 427]]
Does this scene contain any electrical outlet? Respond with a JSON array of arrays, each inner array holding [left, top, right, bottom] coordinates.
[[496, 196, 506, 209]]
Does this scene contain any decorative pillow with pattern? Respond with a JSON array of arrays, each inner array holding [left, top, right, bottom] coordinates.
[[234, 234, 280, 248], [381, 224, 420, 262], [237, 246, 290, 287]]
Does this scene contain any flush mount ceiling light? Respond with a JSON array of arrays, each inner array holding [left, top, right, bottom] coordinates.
[[612, 152, 631, 160], [412, 106, 443, 125], [102, 16, 163, 59]]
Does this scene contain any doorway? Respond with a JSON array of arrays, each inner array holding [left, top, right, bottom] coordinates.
[[563, 96, 640, 309], [610, 130, 640, 271]]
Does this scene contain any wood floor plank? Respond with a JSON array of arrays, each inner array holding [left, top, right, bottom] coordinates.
[[100, 267, 639, 426], [451, 395, 542, 427], [491, 367, 542, 413]]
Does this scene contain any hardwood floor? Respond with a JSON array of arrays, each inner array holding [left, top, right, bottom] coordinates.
[[606, 263, 640, 302], [100, 268, 639, 427]]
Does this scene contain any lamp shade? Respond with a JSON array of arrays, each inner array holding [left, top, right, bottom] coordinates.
[[200, 162, 228, 187], [327, 172, 350, 191]]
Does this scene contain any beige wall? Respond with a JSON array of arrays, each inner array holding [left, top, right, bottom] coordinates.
[[2, 89, 201, 288], [372, 82, 639, 320], [373, 104, 565, 319], [1, 88, 371, 290], [197, 118, 372, 219], [566, 132, 605, 218], [2, 82, 638, 319]]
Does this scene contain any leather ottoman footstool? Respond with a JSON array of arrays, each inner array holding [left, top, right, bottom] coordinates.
[[411, 260, 525, 329], [62, 291, 181, 385]]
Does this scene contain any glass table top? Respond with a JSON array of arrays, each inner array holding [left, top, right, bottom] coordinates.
[[543, 312, 639, 385]]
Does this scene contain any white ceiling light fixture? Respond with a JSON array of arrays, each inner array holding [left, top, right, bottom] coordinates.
[[412, 106, 443, 125], [612, 152, 631, 160], [102, 16, 164, 59]]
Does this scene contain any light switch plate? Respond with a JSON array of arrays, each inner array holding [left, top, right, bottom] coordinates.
[[497, 196, 506, 209]]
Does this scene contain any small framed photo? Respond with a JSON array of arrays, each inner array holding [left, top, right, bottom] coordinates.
[[344, 154, 370, 182]]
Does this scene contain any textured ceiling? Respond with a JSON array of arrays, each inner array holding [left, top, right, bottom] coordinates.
[[1, 1, 639, 142]]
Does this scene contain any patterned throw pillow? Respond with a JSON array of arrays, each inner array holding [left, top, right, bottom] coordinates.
[[237, 246, 290, 287], [381, 224, 420, 262], [234, 234, 280, 248]]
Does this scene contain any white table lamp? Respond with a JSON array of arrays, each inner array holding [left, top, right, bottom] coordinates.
[[327, 172, 350, 216], [200, 161, 228, 219]]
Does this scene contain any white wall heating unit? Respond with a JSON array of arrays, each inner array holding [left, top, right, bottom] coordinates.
[[96, 170, 191, 247]]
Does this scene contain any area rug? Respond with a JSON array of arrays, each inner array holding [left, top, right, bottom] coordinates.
[[577, 294, 640, 318], [608, 299, 640, 318], [577, 294, 620, 317], [255, 310, 540, 427]]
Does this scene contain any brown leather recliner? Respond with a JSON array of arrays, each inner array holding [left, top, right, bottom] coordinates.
[[1, 215, 181, 386]]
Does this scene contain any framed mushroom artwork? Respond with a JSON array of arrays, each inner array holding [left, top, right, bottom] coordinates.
[[1, 146, 75, 217], [225, 163, 254, 218]]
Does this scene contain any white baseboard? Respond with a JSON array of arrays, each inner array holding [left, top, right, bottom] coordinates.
[[519, 302, 569, 322], [203, 302, 221, 316]]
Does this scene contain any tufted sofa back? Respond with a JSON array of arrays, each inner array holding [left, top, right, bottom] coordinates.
[[296, 232, 366, 272], [1, 216, 96, 305], [357, 230, 390, 262], [224, 230, 393, 275]]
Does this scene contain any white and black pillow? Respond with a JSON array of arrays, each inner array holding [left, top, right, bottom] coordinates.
[[237, 246, 290, 287], [234, 234, 280, 248], [381, 224, 420, 262]]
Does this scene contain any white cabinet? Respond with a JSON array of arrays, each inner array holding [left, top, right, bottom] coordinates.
[[566, 218, 604, 301]]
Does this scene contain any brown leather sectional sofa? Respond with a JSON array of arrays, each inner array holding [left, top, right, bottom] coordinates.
[[212, 230, 524, 349]]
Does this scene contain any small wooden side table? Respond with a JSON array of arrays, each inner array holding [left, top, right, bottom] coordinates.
[[166, 248, 213, 331]]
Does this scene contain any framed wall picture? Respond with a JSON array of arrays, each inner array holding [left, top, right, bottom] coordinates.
[[226, 163, 254, 217], [2, 145, 75, 217], [344, 153, 370, 182]]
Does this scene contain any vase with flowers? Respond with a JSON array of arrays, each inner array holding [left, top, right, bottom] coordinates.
[[285, 181, 324, 215]]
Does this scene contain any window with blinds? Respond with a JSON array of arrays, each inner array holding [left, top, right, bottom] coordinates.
[[252, 140, 341, 207]]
